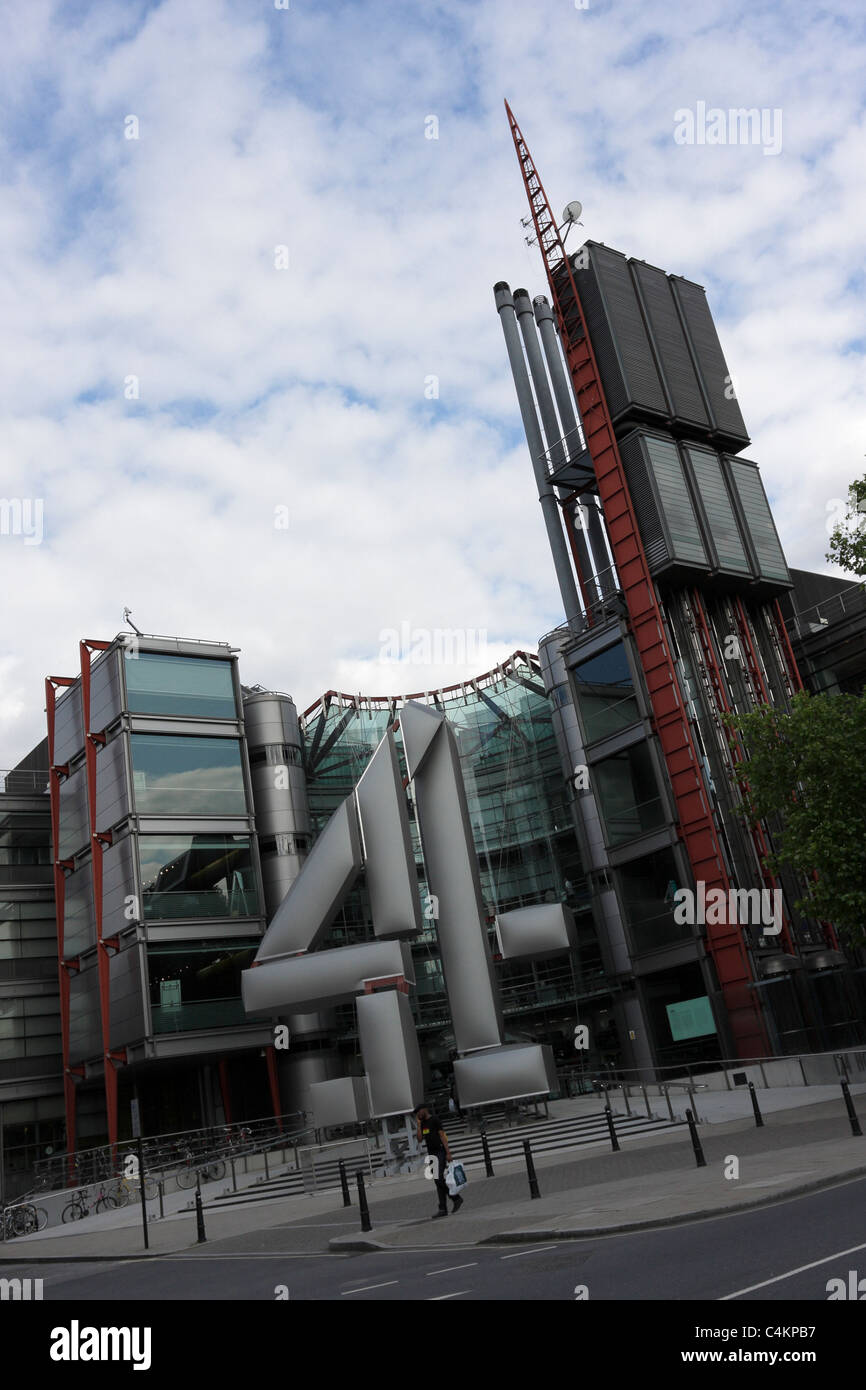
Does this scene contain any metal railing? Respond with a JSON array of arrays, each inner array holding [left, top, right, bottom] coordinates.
[[0, 769, 50, 795]]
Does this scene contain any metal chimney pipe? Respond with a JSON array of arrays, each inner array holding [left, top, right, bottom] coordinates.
[[513, 289, 599, 604], [533, 295, 618, 597], [494, 282, 583, 629]]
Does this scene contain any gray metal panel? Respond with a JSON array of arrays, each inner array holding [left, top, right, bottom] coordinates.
[[249, 762, 310, 840], [725, 456, 791, 584], [669, 276, 750, 448], [94, 736, 130, 832], [68, 964, 102, 1063], [128, 718, 241, 737], [63, 862, 95, 956], [618, 431, 669, 571], [109, 940, 147, 1048], [398, 700, 442, 780], [101, 835, 137, 934], [576, 244, 668, 422], [644, 434, 708, 568], [58, 766, 89, 860], [242, 939, 414, 1015], [54, 685, 84, 767], [683, 444, 751, 576], [309, 1076, 371, 1129], [243, 692, 302, 749], [405, 703, 503, 1052], [629, 261, 710, 430], [253, 796, 362, 961], [356, 989, 424, 1117], [495, 903, 577, 960], [356, 732, 422, 939], [89, 649, 122, 734], [453, 1043, 557, 1107]]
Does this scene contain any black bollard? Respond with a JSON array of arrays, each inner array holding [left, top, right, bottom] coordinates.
[[157, 1179, 165, 1221], [604, 1105, 621, 1153], [356, 1171, 372, 1232], [136, 1138, 149, 1252], [841, 1078, 863, 1137], [523, 1140, 540, 1200], [480, 1131, 495, 1178], [194, 1179, 207, 1244], [748, 1081, 764, 1128], [685, 1108, 706, 1168], [338, 1159, 352, 1207]]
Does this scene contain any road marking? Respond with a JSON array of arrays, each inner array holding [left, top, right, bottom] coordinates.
[[426, 1262, 478, 1277], [721, 1240, 866, 1300], [500, 1245, 558, 1260], [341, 1280, 399, 1295], [428, 1289, 470, 1300]]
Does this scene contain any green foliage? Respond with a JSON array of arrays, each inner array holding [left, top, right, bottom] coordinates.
[[827, 475, 866, 580], [727, 691, 866, 946]]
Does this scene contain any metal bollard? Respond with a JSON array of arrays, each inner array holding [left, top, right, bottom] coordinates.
[[339, 1159, 352, 1207], [685, 1108, 706, 1168], [158, 1179, 165, 1221], [604, 1105, 620, 1153], [480, 1131, 495, 1178], [748, 1081, 764, 1128], [230, 1156, 237, 1192], [195, 1179, 207, 1244], [263, 1147, 270, 1181], [841, 1078, 863, 1137], [356, 1171, 372, 1231], [523, 1140, 540, 1199]]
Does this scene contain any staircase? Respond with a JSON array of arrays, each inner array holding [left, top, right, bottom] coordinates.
[[203, 1107, 683, 1211]]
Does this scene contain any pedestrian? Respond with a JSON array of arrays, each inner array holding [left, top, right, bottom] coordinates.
[[415, 1102, 463, 1219]]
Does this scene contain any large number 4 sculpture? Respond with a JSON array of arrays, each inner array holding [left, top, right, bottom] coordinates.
[[242, 701, 573, 1123]]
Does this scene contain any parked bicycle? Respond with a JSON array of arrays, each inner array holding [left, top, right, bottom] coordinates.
[[174, 1148, 226, 1189], [61, 1183, 119, 1222], [2, 1201, 48, 1237]]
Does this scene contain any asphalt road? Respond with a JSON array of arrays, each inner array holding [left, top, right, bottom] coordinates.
[[7, 1173, 866, 1303]]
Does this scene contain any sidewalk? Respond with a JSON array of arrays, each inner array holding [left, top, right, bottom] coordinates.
[[3, 1092, 864, 1261]]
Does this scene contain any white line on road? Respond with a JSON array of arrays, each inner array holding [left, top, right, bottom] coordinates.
[[500, 1245, 559, 1260], [425, 1263, 478, 1277], [428, 1289, 471, 1300], [721, 1240, 866, 1300], [341, 1280, 399, 1295]]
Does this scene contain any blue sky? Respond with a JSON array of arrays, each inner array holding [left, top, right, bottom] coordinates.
[[1, 0, 865, 764]]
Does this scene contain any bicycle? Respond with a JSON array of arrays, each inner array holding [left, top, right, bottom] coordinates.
[[3, 1201, 47, 1237], [175, 1151, 225, 1188], [60, 1183, 119, 1222]]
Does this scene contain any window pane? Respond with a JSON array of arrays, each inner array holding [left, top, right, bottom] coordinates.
[[147, 941, 256, 1033], [125, 653, 237, 719], [616, 849, 689, 953], [130, 735, 246, 816], [572, 643, 639, 742], [140, 835, 259, 919], [594, 742, 665, 846]]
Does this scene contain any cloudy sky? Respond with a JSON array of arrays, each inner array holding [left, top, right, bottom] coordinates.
[[1, 0, 864, 767]]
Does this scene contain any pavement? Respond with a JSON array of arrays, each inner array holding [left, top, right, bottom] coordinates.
[[3, 1087, 865, 1262]]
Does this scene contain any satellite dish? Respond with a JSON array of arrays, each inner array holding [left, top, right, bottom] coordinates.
[[562, 200, 583, 224]]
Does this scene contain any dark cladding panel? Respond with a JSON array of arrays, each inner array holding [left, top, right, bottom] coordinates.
[[630, 261, 709, 431], [575, 244, 668, 424], [618, 430, 708, 576], [669, 277, 750, 450], [683, 444, 752, 577], [725, 456, 791, 586]]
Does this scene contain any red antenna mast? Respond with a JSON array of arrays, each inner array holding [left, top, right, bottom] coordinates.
[[504, 101, 767, 1057]]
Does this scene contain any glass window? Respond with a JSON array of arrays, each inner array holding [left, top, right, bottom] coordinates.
[[615, 848, 689, 953], [594, 742, 665, 846], [147, 940, 257, 1033], [130, 735, 247, 816], [139, 835, 259, 920], [571, 643, 639, 742], [125, 653, 236, 719]]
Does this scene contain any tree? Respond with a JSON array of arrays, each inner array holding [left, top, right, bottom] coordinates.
[[727, 692, 866, 947], [827, 474, 866, 579]]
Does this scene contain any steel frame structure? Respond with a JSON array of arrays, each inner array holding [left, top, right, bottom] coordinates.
[[505, 101, 768, 1055]]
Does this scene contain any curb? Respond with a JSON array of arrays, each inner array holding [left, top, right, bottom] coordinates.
[[327, 1163, 866, 1252]]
